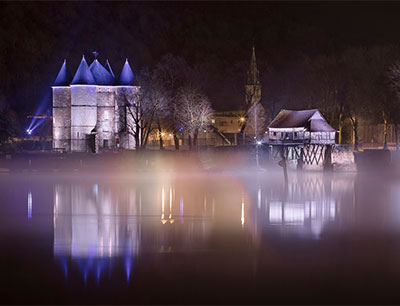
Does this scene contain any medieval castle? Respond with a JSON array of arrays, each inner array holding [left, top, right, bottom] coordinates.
[[52, 55, 138, 152]]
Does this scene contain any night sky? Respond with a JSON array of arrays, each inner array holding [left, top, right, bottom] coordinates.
[[1, 1, 400, 118]]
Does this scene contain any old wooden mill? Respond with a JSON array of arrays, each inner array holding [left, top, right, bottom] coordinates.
[[267, 109, 336, 170]]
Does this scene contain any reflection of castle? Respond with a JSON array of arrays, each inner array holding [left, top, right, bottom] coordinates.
[[52, 180, 214, 282], [53, 183, 139, 282]]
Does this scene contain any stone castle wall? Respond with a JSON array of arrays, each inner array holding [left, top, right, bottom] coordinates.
[[53, 85, 139, 152], [70, 85, 97, 152], [52, 87, 71, 151], [96, 87, 116, 149]]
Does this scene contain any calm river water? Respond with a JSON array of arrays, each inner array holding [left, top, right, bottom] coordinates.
[[1, 170, 400, 304]]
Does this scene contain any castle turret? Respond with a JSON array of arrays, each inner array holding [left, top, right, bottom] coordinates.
[[105, 59, 115, 79], [118, 59, 135, 85], [89, 59, 115, 85], [52, 59, 72, 151]]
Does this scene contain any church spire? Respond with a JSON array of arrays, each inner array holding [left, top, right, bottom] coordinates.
[[247, 45, 260, 86], [245, 45, 261, 106]]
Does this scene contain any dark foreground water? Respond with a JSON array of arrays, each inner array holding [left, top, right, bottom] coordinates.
[[1, 170, 400, 304]]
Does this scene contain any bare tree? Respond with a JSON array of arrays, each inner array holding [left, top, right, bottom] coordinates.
[[244, 102, 267, 141], [387, 61, 400, 150], [153, 54, 191, 150], [121, 68, 168, 150], [175, 86, 214, 149]]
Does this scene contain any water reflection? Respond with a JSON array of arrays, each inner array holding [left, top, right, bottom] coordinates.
[[53, 184, 139, 283], [52, 173, 356, 283], [258, 174, 354, 239], [5, 171, 400, 303]]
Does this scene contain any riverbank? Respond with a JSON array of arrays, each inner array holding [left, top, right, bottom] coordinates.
[[1, 146, 400, 174]]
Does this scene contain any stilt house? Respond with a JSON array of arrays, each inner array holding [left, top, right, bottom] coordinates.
[[267, 109, 336, 145]]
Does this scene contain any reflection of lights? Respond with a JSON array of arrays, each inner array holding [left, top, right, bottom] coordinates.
[[96, 265, 102, 285], [284, 204, 305, 224], [28, 191, 32, 219], [269, 202, 282, 223], [180, 196, 184, 223], [125, 257, 132, 282], [161, 187, 167, 224], [241, 199, 245, 227], [258, 187, 261, 209], [93, 184, 98, 196], [169, 187, 174, 224]]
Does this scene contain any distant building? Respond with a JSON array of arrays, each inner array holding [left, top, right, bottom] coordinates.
[[210, 46, 265, 146], [267, 109, 336, 145], [52, 55, 138, 152]]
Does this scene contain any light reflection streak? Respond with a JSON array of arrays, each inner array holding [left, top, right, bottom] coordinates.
[[169, 187, 174, 223], [241, 197, 245, 227], [180, 196, 184, 223], [27, 191, 32, 219], [161, 187, 167, 224]]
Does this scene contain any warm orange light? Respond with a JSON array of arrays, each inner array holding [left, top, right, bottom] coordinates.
[[240, 117, 245, 122]]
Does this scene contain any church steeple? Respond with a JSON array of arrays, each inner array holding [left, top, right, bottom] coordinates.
[[247, 45, 260, 86], [245, 45, 261, 106]]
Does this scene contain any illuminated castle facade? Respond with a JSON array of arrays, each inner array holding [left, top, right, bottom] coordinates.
[[52, 55, 139, 152]]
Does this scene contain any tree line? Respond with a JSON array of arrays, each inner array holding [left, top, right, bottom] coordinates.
[[260, 44, 400, 150]]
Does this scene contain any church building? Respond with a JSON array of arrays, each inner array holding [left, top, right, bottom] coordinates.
[[52, 55, 139, 152]]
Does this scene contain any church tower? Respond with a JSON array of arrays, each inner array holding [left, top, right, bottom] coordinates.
[[245, 45, 261, 107]]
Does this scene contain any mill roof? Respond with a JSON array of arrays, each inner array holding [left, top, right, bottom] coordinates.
[[89, 59, 115, 85], [269, 109, 336, 132], [118, 59, 135, 85], [53, 60, 72, 86], [71, 55, 96, 85]]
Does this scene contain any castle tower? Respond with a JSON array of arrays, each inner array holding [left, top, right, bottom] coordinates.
[[89, 58, 116, 149], [245, 45, 261, 107], [52, 59, 72, 151], [70, 55, 97, 152]]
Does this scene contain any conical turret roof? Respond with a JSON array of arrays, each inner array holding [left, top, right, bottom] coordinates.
[[118, 59, 135, 85], [53, 59, 72, 86], [105, 59, 115, 79], [89, 59, 115, 85], [71, 55, 96, 85]]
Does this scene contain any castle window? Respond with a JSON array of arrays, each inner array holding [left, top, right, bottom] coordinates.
[[98, 88, 102, 93]]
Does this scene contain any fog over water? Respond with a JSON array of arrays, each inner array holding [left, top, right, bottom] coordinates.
[[1, 169, 400, 304]]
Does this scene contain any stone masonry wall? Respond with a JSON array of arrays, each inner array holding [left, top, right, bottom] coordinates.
[[52, 87, 71, 151], [71, 85, 97, 152]]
